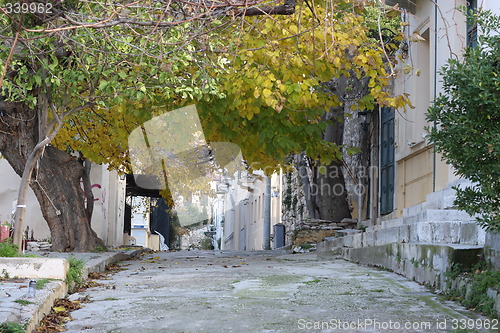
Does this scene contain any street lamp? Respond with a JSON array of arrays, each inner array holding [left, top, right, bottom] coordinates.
[[358, 109, 373, 130]]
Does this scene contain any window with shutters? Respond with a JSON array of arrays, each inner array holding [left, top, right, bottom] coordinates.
[[467, 0, 478, 48], [380, 106, 395, 215]]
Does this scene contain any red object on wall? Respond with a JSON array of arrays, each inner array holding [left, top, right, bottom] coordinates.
[[0, 225, 10, 241]]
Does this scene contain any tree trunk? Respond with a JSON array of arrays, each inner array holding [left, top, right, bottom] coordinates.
[[82, 157, 95, 223], [296, 153, 320, 219], [316, 106, 352, 222], [0, 100, 104, 251]]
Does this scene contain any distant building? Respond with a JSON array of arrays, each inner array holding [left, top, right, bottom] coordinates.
[[216, 170, 281, 251]]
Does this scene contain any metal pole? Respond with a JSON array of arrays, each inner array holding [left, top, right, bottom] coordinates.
[[263, 176, 271, 250]]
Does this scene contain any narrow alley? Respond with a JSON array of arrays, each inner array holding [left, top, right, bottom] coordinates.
[[63, 250, 494, 333]]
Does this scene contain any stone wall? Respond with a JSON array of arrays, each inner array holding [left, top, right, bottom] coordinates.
[[180, 225, 212, 250], [281, 159, 360, 247], [485, 231, 500, 271]]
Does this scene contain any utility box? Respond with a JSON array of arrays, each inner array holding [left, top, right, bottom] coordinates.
[[273, 223, 285, 249]]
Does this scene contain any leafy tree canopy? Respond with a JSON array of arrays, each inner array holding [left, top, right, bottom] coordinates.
[[1, 0, 411, 202], [48, 1, 410, 175], [0, 0, 413, 249]]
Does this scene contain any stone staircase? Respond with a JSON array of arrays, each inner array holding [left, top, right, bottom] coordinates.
[[317, 181, 487, 290]]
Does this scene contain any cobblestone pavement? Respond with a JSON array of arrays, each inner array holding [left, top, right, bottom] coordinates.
[[63, 250, 496, 333]]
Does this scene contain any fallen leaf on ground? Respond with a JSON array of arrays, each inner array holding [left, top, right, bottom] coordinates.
[[35, 298, 83, 332], [88, 272, 108, 280]]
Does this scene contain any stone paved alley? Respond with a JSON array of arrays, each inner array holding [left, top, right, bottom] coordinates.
[[64, 250, 496, 333]]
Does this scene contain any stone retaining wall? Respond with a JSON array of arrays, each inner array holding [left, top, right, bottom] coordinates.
[[485, 232, 500, 271]]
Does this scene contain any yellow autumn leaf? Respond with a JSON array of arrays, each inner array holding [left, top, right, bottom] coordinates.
[[53, 306, 66, 313], [262, 88, 272, 98], [403, 64, 413, 74], [254, 88, 261, 98]]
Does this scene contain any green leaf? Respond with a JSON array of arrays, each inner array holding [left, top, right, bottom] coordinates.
[[99, 80, 108, 91]]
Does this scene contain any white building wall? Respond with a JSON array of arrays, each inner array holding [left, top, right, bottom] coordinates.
[[0, 159, 49, 240], [390, 0, 499, 215], [0, 160, 125, 247], [221, 169, 281, 251], [392, 0, 466, 214]]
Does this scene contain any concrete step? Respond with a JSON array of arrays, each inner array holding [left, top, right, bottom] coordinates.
[[318, 220, 485, 251], [403, 209, 475, 224], [408, 221, 485, 245], [336, 229, 362, 236], [381, 218, 404, 229], [403, 187, 460, 217], [424, 187, 456, 206]]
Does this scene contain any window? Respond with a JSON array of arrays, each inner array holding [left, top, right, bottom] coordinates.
[[380, 107, 395, 215], [466, 0, 478, 48]]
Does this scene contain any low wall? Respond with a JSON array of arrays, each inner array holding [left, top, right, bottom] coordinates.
[[0, 258, 68, 280], [338, 243, 483, 290], [485, 231, 500, 271], [317, 238, 499, 318]]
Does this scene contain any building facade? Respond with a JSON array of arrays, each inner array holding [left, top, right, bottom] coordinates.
[[216, 170, 282, 251], [316, 0, 500, 288]]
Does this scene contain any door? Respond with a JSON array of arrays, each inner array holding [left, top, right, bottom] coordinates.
[[380, 106, 395, 215]]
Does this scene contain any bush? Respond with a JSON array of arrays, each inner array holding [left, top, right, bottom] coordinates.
[[0, 238, 18, 257], [66, 256, 85, 287], [463, 271, 500, 318], [0, 321, 25, 333], [427, 10, 500, 231]]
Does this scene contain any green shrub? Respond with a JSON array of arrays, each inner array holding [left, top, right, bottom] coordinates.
[[66, 256, 85, 287], [93, 246, 108, 252], [462, 271, 500, 318], [446, 266, 500, 319], [0, 238, 18, 257], [36, 278, 51, 290], [0, 321, 25, 333], [14, 299, 33, 306], [199, 237, 214, 250]]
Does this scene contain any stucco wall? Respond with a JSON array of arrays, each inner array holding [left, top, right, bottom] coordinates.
[[0, 159, 125, 247], [0, 159, 50, 240], [392, 0, 469, 214]]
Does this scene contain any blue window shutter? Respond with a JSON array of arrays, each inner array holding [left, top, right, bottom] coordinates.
[[380, 107, 395, 215]]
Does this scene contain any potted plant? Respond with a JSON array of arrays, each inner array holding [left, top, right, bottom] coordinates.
[[0, 222, 10, 242]]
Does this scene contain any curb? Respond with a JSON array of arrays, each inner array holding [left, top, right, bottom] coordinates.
[[25, 281, 67, 333], [21, 248, 149, 332], [82, 248, 148, 278]]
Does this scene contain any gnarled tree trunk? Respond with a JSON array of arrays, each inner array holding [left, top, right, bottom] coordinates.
[[0, 99, 104, 251], [297, 107, 352, 223], [316, 106, 352, 221]]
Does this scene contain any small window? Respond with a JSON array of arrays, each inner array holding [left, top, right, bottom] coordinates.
[[466, 0, 478, 48]]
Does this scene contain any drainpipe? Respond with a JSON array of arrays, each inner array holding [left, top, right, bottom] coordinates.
[[432, 0, 438, 192], [263, 176, 271, 250]]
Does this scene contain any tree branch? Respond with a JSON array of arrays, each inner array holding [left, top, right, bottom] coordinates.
[[241, 0, 296, 16]]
